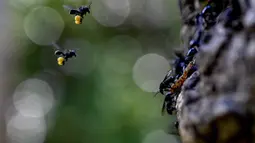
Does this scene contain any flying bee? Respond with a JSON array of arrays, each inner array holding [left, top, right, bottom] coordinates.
[[52, 42, 77, 66], [63, 2, 92, 24], [55, 49, 77, 66]]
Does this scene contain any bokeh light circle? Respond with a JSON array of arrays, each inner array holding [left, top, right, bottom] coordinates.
[[13, 92, 45, 118], [133, 53, 170, 92], [24, 6, 64, 45], [6, 113, 46, 143], [91, 0, 130, 27], [13, 78, 55, 117], [142, 130, 179, 143]]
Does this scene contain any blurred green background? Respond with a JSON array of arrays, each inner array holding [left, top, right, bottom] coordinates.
[[2, 0, 182, 142]]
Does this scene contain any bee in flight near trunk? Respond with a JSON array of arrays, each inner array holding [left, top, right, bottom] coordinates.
[[63, 2, 92, 24], [52, 42, 77, 66]]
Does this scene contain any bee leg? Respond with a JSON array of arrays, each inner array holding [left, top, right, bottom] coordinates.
[[166, 95, 177, 115], [161, 93, 171, 115], [174, 121, 179, 129], [166, 104, 177, 115]]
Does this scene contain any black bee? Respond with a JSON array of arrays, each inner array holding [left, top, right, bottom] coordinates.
[[156, 54, 188, 114], [158, 70, 176, 96], [157, 46, 199, 114], [155, 67, 177, 115], [63, 2, 92, 24], [197, 0, 222, 29], [174, 52, 187, 79], [156, 51, 186, 96], [160, 61, 196, 115], [55, 49, 77, 66], [185, 46, 198, 64], [201, 5, 217, 28], [161, 93, 178, 115], [52, 42, 77, 66]]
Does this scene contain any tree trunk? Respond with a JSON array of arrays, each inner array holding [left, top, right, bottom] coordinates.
[[176, 0, 255, 143]]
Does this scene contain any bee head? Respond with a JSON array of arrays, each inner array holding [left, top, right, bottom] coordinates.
[[57, 57, 65, 66]]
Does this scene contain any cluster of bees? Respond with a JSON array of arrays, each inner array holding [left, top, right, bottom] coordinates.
[[52, 2, 92, 66], [156, 0, 235, 119]]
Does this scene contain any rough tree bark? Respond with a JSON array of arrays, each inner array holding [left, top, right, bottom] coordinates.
[[176, 0, 255, 143]]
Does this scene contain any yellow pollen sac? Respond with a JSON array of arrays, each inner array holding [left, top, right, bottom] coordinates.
[[58, 62, 63, 65], [57, 57, 65, 65], [75, 15, 81, 21], [75, 20, 81, 24]]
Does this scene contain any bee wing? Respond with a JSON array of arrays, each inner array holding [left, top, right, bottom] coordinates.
[[52, 42, 65, 56], [73, 48, 80, 52], [63, 5, 74, 10], [161, 71, 170, 84], [52, 42, 61, 50], [163, 70, 173, 81], [55, 50, 64, 56], [63, 5, 79, 14]]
